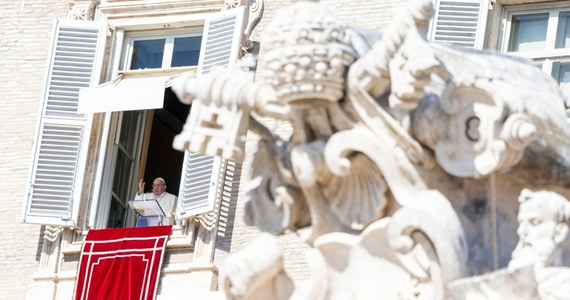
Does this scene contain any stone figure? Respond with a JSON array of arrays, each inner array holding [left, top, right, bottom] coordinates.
[[509, 189, 570, 271], [170, 0, 570, 298], [448, 189, 570, 300], [509, 189, 570, 300], [222, 233, 295, 300], [244, 127, 312, 235]]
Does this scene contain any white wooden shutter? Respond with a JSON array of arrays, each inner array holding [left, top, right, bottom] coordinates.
[[198, 7, 245, 75], [430, 0, 489, 49], [178, 153, 223, 217], [177, 7, 245, 219], [22, 19, 107, 226]]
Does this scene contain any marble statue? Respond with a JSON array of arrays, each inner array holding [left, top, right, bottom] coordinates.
[[509, 190, 570, 300], [171, 0, 570, 298], [447, 189, 570, 300], [509, 189, 570, 271]]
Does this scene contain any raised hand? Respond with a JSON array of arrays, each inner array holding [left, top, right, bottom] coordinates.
[[137, 178, 145, 195]]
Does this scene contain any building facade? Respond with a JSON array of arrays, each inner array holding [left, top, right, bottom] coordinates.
[[0, 0, 568, 299]]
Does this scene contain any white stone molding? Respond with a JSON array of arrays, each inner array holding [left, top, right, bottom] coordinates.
[[224, 0, 247, 9], [222, 233, 294, 300], [67, 0, 100, 20], [535, 267, 570, 300], [387, 190, 468, 284], [225, 0, 265, 53], [42, 225, 64, 243], [447, 266, 540, 300], [244, 133, 311, 235], [98, 0, 224, 29], [409, 46, 566, 178], [324, 126, 424, 208], [311, 219, 426, 299], [306, 198, 465, 300]]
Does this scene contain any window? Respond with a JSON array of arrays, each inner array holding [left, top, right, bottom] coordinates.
[[128, 33, 202, 70], [508, 13, 548, 52], [92, 7, 246, 229], [101, 31, 202, 228], [502, 4, 570, 96], [23, 7, 247, 229]]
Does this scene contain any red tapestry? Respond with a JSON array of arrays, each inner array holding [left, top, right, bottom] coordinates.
[[74, 225, 172, 300]]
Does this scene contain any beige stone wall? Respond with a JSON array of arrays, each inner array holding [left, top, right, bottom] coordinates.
[[252, 0, 407, 43], [0, 1, 71, 298]]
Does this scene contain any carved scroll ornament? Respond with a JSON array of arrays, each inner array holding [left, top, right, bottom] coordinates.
[[408, 48, 567, 178]]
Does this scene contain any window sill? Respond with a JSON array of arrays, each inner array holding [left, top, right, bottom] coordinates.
[[118, 66, 197, 78], [33, 269, 77, 282], [61, 222, 197, 255], [161, 261, 217, 275]]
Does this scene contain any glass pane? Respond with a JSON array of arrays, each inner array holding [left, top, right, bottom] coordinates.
[[118, 111, 140, 157], [552, 62, 570, 99], [171, 36, 202, 67], [556, 12, 570, 48], [107, 198, 126, 228], [108, 111, 141, 228], [130, 39, 166, 69], [508, 13, 548, 52], [112, 150, 132, 203]]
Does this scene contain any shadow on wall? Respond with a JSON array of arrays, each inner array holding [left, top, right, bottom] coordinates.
[[35, 225, 45, 262], [215, 161, 243, 253]]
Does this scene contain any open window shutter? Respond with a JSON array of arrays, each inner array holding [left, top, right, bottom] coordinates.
[[429, 0, 489, 49], [177, 7, 245, 219], [22, 19, 107, 226]]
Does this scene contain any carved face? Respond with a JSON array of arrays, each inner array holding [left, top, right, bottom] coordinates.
[[152, 178, 166, 197], [515, 198, 564, 266]]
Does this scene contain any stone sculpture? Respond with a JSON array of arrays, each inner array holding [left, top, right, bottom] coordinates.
[[448, 190, 570, 300], [171, 0, 570, 298], [509, 189, 570, 271], [509, 190, 570, 300]]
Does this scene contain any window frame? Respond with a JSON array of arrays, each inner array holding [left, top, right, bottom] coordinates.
[[122, 28, 203, 70], [500, 2, 570, 76], [84, 6, 246, 230], [88, 27, 204, 229], [101, 109, 148, 229]]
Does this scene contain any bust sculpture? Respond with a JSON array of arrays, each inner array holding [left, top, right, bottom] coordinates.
[[509, 189, 570, 271], [508, 190, 570, 300]]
